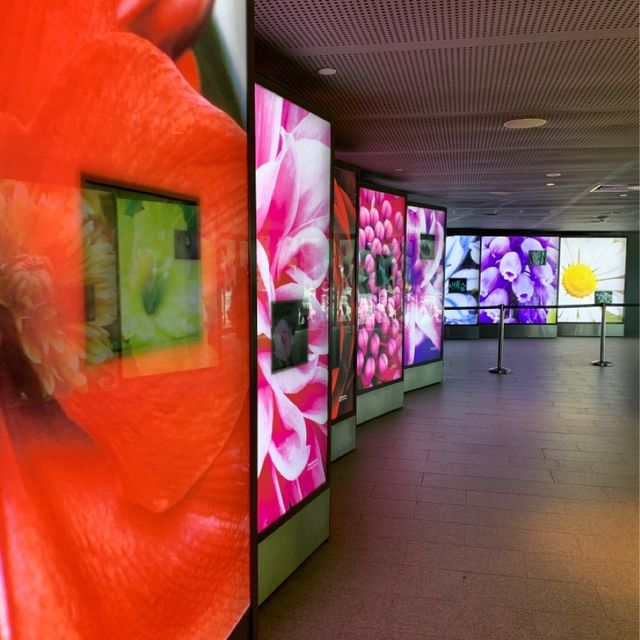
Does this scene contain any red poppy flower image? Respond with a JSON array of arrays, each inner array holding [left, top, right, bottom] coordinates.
[[330, 169, 357, 420], [0, 1, 250, 638]]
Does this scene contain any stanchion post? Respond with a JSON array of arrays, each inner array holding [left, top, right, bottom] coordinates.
[[489, 304, 511, 374], [592, 302, 613, 367]]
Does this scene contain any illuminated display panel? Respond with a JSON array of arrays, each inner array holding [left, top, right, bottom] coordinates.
[[558, 237, 627, 323], [479, 236, 559, 324], [357, 187, 406, 391], [444, 235, 480, 325], [331, 166, 358, 420], [255, 84, 331, 534], [404, 206, 446, 366], [0, 1, 251, 637]]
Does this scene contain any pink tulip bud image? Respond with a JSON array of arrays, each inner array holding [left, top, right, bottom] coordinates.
[[362, 356, 376, 387], [356, 350, 364, 375], [380, 315, 390, 338], [358, 327, 369, 353], [381, 200, 392, 221], [383, 219, 393, 241], [374, 220, 385, 241], [359, 206, 370, 228], [369, 332, 380, 357], [394, 211, 404, 232], [365, 313, 375, 332], [390, 318, 400, 338], [364, 252, 375, 273], [378, 288, 388, 306], [369, 206, 379, 227], [377, 353, 388, 377], [358, 228, 366, 250], [382, 244, 391, 257], [364, 225, 375, 245], [370, 237, 382, 257], [386, 337, 396, 358]]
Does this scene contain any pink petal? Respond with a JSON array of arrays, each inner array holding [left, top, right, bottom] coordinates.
[[277, 227, 329, 290], [255, 85, 283, 167], [257, 381, 273, 474]]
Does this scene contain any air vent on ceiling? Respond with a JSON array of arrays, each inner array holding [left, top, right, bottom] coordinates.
[[589, 184, 638, 193]]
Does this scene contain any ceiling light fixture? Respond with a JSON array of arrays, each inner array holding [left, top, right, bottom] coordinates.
[[317, 67, 337, 76], [546, 172, 561, 177], [546, 182, 556, 186], [619, 193, 628, 197], [393, 167, 403, 173], [503, 118, 547, 129], [489, 191, 510, 195]]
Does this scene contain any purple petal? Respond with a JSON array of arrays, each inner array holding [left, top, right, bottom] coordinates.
[[499, 251, 522, 282]]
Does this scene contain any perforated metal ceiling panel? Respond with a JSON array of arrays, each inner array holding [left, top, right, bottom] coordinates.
[[255, 0, 639, 230]]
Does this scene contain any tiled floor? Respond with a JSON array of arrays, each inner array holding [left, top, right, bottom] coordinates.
[[259, 337, 639, 640]]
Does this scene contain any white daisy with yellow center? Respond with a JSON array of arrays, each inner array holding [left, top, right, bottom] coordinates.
[[558, 237, 627, 323]]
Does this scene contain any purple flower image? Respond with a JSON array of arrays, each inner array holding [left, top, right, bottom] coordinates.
[[444, 235, 480, 325], [357, 187, 406, 391], [479, 236, 559, 324], [404, 206, 445, 366]]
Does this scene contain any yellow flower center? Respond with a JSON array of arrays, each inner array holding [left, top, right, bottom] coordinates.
[[562, 263, 597, 298]]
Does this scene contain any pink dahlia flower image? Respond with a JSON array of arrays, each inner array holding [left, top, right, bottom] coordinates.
[[255, 84, 331, 532]]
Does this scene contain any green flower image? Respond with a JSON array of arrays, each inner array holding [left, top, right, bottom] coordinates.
[[117, 193, 202, 355]]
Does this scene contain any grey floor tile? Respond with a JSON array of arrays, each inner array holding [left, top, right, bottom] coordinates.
[[259, 338, 639, 639]]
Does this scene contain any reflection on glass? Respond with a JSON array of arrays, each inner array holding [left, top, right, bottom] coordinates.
[[558, 237, 627, 323], [404, 206, 445, 366], [444, 235, 480, 325]]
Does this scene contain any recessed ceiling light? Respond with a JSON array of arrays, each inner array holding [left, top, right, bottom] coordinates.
[[619, 193, 628, 197], [489, 191, 511, 195], [393, 167, 403, 173], [317, 67, 337, 76], [546, 172, 561, 177], [503, 118, 547, 129], [546, 182, 556, 186]]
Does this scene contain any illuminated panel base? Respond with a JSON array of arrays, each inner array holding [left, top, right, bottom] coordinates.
[[404, 361, 443, 393], [330, 415, 356, 462], [258, 488, 330, 604], [479, 325, 558, 339], [357, 381, 404, 425], [444, 325, 480, 340], [558, 323, 624, 338]]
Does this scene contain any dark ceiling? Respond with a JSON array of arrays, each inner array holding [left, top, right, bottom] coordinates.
[[254, 0, 639, 230]]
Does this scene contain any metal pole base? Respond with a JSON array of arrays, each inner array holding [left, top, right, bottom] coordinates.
[[489, 367, 511, 374], [591, 360, 613, 367]]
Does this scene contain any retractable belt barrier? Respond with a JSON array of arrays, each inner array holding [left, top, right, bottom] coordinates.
[[442, 302, 639, 374]]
